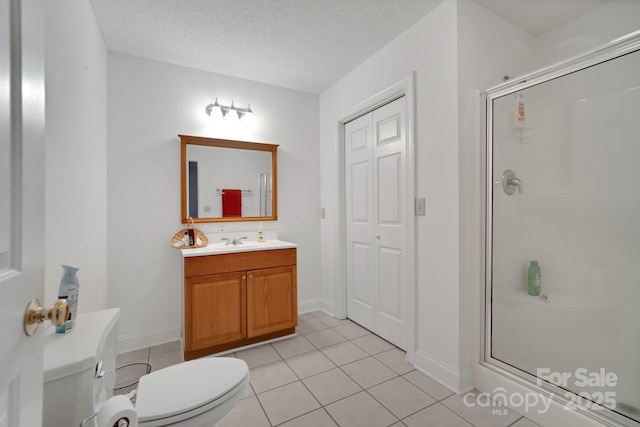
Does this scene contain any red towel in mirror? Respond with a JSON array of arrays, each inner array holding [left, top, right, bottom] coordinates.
[[222, 189, 242, 217]]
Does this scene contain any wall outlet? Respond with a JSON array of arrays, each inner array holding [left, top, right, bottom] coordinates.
[[321, 207, 326, 219], [415, 198, 426, 216]]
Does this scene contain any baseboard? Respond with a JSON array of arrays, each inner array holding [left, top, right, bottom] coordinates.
[[413, 349, 474, 394], [320, 298, 336, 315], [298, 297, 335, 316], [118, 325, 181, 354]]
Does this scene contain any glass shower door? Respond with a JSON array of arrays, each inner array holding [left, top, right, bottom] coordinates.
[[487, 39, 640, 425]]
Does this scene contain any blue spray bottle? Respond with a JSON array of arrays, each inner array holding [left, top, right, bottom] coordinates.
[[56, 265, 80, 333]]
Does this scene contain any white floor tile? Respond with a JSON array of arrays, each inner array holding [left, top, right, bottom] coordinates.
[[236, 344, 282, 368], [333, 323, 371, 340], [325, 391, 397, 427], [374, 348, 414, 375], [305, 328, 348, 348], [441, 391, 521, 427], [286, 350, 336, 379], [403, 403, 473, 427], [148, 349, 183, 371], [402, 371, 454, 401], [341, 356, 398, 389], [316, 315, 353, 328], [250, 360, 298, 394], [303, 368, 362, 405], [272, 335, 316, 359], [258, 381, 321, 425], [510, 417, 542, 427], [279, 409, 338, 427], [321, 341, 369, 366], [296, 318, 329, 335], [351, 334, 395, 355], [368, 377, 436, 419], [219, 396, 271, 427]]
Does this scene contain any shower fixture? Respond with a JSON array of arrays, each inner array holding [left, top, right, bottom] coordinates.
[[502, 169, 523, 195]]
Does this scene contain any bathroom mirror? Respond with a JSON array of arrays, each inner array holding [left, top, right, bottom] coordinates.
[[179, 134, 278, 223]]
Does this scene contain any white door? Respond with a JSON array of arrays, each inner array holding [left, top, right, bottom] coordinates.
[[345, 97, 407, 350], [0, 0, 46, 425]]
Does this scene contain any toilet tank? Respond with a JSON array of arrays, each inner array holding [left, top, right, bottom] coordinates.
[[43, 308, 120, 427]]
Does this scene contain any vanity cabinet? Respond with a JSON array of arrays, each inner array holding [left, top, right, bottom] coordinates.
[[183, 248, 297, 360]]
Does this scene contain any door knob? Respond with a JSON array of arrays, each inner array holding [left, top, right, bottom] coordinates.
[[23, 298, 69, 336]]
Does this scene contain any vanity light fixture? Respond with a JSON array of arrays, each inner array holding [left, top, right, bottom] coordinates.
[[205, 98, 253, 120]]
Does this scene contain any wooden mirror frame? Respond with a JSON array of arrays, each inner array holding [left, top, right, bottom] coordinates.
[[179, 134, 278, 223]]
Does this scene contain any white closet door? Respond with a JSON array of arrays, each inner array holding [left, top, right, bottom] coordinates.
[[372, 99, 407, 349], [346, 97, 407, 349], [345, 113, 375, 331]]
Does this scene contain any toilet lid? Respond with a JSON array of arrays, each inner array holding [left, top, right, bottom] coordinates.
[[135, 357, 248, 423]]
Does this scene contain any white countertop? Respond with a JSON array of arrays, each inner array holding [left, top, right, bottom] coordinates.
[[181, 239, 297, 257]]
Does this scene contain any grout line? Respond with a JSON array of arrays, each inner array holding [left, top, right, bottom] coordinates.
[[505, 415, 524, 427], [361, 387, 402, 424], [251, 393, 274, 426], [269, 348, 327, 426], [397, 399, 440, 423], [438, 400, 486, 427]]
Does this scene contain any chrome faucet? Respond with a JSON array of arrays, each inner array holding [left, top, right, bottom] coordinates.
[[222, 236, 248, 246]]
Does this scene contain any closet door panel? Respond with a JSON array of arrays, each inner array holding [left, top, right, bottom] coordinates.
[[345, 114, 375, 330], [372, 98, 407, 350]]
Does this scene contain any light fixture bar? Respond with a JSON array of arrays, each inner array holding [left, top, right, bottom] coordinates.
[[205, 98, 253, 120]]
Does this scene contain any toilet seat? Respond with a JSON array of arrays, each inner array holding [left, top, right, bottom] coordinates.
[[135, 357, 249, 426]]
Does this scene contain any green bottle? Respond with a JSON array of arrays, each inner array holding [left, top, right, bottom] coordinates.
[[528, 261, 541, 296]]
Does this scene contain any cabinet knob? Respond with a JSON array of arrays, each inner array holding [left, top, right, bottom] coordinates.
[[242, 276, 246, 279], [249, 275, 253, 278]]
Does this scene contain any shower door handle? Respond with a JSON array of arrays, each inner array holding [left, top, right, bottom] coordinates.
[[502, 170, 524, 195]]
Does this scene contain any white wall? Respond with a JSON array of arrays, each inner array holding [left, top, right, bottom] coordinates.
[[320, 0, 468, 390], [107, 53, 320, 351], [456, 0, 537, 390], [44, 0, 108, 314]]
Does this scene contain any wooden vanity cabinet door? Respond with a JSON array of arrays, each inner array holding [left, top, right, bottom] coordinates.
[[246, 266, 297, 338], [185, 272, 247, 351]]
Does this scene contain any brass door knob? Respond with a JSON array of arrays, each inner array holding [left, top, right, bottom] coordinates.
[[23, 298, 69, 336]]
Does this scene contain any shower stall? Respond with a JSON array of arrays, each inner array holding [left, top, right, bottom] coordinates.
[[484, 31, 640, 426]]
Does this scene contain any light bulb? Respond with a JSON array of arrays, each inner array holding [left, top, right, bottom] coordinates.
[[206, 98, 222, 119]]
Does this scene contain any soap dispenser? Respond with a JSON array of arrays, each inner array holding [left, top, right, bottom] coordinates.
[[257, 222, 265, 243]]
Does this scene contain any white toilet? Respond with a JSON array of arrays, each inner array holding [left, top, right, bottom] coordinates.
[[43, 308, 249, 427]]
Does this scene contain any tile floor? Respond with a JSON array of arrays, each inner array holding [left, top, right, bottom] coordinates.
[[116, 310, 542, 427]]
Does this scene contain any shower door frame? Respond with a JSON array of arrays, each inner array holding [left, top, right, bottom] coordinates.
[[482, 30, 640, 427]]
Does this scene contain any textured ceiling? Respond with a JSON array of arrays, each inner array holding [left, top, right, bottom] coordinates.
[[88, 0, 445, 93], [88, 0, 613, 94]]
